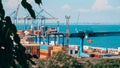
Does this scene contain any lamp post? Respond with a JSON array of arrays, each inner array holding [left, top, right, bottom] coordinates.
[[65, 15, 70, 48]]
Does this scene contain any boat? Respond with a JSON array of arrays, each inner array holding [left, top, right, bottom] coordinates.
[[86, 39, 93, 43]]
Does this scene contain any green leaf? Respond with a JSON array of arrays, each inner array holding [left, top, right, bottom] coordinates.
[[21, 0, 36, 19], [0, 0, 3, 8], [0, 20, 4, 29], [35, 0, 42, 5], [11, 24, 17, 33], [0, 9, 5, 19], [0, 0, 5, 19], [21, 0, 27, 8], [5, 16, 12, 27], [5, 28, 10, 39], [5, 16, 12, 23], [21, 0, 32, 9], [27, 8, 36, 19], [14, 34, 20, 44]]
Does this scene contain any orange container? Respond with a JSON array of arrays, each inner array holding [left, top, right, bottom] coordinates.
[[20, 39, 25, 42], [40, 50, 51, 59], [39, 49, 51, 57], [53, 46, 61, 49], [101, 50, 107, 54], [96, 48, 101, 52], [40, 50, 49, 53], [84, 50, 88, 53], [53, 46, 62, 51], [40, 55, 48, 59], [86, 50, 93, 53], [118, 52, 120, 55], [52, 50, 59, 52], [17, 30, 24, 35], [62, 47, 66, 51]]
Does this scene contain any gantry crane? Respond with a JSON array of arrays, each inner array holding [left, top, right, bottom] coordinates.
[[10, 4, 20, 24], [70, 31, 120, 57], [18, 9, 58, 44]]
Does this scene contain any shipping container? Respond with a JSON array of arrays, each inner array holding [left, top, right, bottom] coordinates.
[[40, 45, 49, 50]]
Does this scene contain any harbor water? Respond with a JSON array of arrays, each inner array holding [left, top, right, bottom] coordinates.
[[16, 24, 120, 48]]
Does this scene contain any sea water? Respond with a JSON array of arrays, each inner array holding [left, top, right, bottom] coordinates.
[[16, 24, 120, 48]]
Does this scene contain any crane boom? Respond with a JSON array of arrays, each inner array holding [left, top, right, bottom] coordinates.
[[69, 31, 120, 38]]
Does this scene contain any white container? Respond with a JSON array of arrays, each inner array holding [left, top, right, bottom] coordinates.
[[118, 47, 120, 52], [69, 49, 75, 54], [84, 46, 90, 50], [75, 46, 79, 50]]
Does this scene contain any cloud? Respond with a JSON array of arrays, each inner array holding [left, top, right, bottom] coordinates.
[[76, 0, 116, 13], [4, 0, 33, 9], [4, 0, 19, 9], [117, 6, 120, 9], [27, 0, 33, 3], [77, 8, 90, 12], [92, 0, 113, 10], [61, 4, 71, 10]]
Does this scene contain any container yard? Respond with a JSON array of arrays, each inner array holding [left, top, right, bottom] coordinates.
[[20, 32, 120, 59]]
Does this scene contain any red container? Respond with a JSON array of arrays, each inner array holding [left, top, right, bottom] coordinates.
[[94, 54, 100, 58], [34, 31, 41, 35], [32, 46, 38, 53], [25, 46, 40, 57]]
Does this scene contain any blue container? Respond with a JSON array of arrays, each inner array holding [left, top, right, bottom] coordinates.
[[40, 45, 49, 50]]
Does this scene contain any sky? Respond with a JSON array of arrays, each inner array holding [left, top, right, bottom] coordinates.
[[2, 0, 120, 24]]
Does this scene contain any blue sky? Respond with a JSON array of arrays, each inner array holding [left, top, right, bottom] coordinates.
[[2, 0, 120, 24]]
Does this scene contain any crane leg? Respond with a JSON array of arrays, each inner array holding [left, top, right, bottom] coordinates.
[[78, 38, 89, 57]]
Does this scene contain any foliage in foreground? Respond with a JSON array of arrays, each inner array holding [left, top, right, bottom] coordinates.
[[38, 51, 83, 68], [93, 59, 120, 68], [37, 52, 120, 68], [0, 0, 42, 68], [82, 58, 120, 68]]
